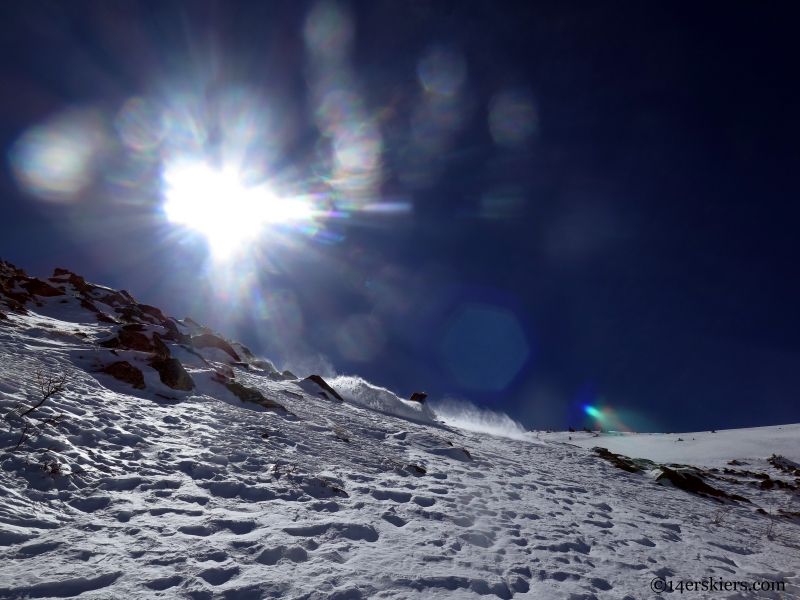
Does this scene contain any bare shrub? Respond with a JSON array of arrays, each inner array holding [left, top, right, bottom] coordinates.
[[7, 369, 68, 452], [712, 505, 734, 525], [20, 371, 67, 417]]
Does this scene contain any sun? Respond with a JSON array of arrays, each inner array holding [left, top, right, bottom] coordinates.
[[162, 161, 314, 258]]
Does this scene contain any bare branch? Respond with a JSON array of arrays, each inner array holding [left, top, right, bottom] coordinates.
[[19, 371, 67, 418], [37, 413, 65, 430], [13, 423, 30, 452]]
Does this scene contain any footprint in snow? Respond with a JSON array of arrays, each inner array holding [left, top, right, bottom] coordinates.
[[15, 541, 62, 557], [198, 565, 239, 585], [381, 513, 407, 527], [178, 524, 215, 536], [371, 489, 411, 502], [176, 494, 210, 505], [631, 537, 656, 547], [310, 501, 340, 512], [283, 523, 379, 542], [198, 550, 228, 562], [69, 496, 110, 513], [144, 575, 183, 591], [257, 545, 308, 565]]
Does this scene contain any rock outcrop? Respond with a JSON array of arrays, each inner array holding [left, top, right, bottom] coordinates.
[[102, 361, 146, 390], [148, 357, 195, 391], [224, 381, 288, 412], [192, 334, 241, 361], [0, 259, 289, 410], [300, 375, 343, 401]]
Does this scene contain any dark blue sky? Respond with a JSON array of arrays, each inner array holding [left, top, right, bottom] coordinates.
[[2, 1, 800, 433]]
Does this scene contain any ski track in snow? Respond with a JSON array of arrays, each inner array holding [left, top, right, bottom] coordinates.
[[0, 271, 798, 599]]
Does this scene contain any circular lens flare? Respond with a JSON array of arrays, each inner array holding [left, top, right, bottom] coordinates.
[[162, 161, 314, 259], [584, 405, 602, 420]]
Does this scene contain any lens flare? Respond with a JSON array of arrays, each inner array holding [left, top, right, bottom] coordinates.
[[162, 161, 314, 259], [440, 303, 530, 392], [488, 89, 538, 147], [335, 314, 386, 362], [583, 404, 632, 432], [114, 97, 164, 152], [418, 46, 467, 95], [584, 405, 602, 419], [304, 0, 354, 61], [9, 108, 105, 202], [303, 1, 383, 206]]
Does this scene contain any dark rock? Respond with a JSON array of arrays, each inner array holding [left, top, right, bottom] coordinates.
[[2, 298, 28, 314], [409, 392, 428, 403], [102, 361, 146, 390], [115, 306, 147, 323], [160, 320, 192, 344], [102, 327, 170, 357], [160, 319, 181, 334], [593, 447, 650, 473], [192, 334, 241, 361], [98, 291, 132, 307], [769, 454, 800, 474], [179, 344, 209, 364], [99, 337, 122, 349], [224, 381, 263, 402], [151, 333, 170, 358], [656, 466, 750, 503], [118, 329, 157, 353], [161, 318, 191, 344], [148, 357, 195, 391], [51, 270, 92, 294], [138, 304, 168, 321], [21, 278, 64, 297], [237, 344, 257, 360], [304, 375, 343, 401], [80, 299, 99, 313], [223, 381, 287, 412]]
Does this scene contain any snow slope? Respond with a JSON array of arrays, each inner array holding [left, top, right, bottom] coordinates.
[[0, 260, 798, 599], [541, 426, 800, 469]]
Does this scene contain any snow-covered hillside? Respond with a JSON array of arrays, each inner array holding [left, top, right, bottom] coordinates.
[[0, 259, 798, 599]]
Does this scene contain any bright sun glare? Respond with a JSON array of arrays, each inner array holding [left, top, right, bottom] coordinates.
[[163, 162, 313, 258]]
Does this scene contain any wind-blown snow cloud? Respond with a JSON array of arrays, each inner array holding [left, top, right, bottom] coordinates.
[[282, 353, 338, 380], [332, 375, 437, 424], [430, 398, 528, 440]]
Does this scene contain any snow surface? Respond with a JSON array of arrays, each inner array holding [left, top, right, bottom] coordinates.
[[541, 426, 800, 469], [0, 265, 799, 599]]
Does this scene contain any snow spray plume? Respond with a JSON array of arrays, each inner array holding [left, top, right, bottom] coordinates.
[[331, 376, 437, 424], [281, 354, 337, 379], [430, 398, 528, 440]]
